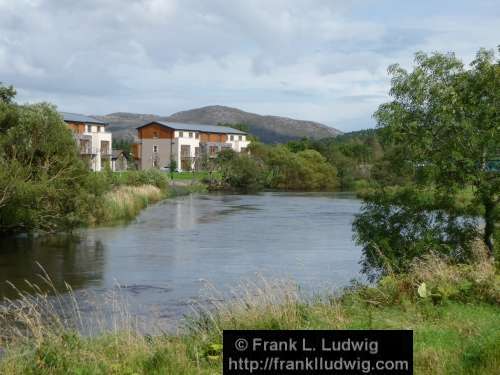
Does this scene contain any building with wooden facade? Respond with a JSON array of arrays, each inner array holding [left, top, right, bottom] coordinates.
[[132, 121, 249, 171], [60, 112, 112, 171]]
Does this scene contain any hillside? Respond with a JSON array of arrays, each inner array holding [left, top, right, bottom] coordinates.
[[96, 105, 342, 143]]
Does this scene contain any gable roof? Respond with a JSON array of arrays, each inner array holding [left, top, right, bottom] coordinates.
[[60, 112, 107, 125], [112, 149, 128, 159], [137, 121, 247, 135]]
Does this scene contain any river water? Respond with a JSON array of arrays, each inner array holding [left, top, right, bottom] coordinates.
[[0, 192, 362, 329]]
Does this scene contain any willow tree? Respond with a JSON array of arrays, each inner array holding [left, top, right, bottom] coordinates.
[[375, 48, 499, 257]]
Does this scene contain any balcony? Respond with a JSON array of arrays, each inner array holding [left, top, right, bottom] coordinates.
[[79, 147, 95, 155], [100, 148, 112, 157]]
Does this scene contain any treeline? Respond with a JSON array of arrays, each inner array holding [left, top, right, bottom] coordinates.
[[210, 128, 393, 192], [0, 84, 169, 234], [210, 145, 337, 191]]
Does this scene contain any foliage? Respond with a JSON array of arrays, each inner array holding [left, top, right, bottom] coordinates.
[[112, 138, 133, 155], [0, 99, 91, 233], [374, 47, 500, 256], [212, 144, 338, 191], [353, 186, 479, 280], [216, 149, 266, 192], [0, 83, 173, 233], [0, 82, 16, 104], [266, 146, 338, 190], [284, 133, 386, 190], [353, 47, 500, 280]]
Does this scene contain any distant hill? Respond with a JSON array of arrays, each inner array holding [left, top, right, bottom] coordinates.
[[95, 105, 342, 144]]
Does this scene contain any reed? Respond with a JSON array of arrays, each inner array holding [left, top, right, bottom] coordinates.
[[0, 257, 498, 374], [94, 184, 165, 224]]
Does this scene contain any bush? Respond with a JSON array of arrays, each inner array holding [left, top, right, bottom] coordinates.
[[266, 146, 337, 190], [0, 103, 92, 233], [218, 152, 266, 192], [344, 251, 499, 307], [353, 186, 479, 280]]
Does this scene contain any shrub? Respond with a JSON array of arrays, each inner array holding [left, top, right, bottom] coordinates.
[[0, 103, 92, 233], [353, 186, 479, 280], [266, 146, 337, 190]]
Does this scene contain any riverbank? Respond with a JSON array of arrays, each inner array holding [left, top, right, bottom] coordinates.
[[90, 179, 207, 226], [1, 254, 498, 374]]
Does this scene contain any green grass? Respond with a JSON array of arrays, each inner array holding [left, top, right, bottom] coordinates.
[[169, 171, 211, 180], [1, 255, 498, 374], [91, 184, 168, 225]]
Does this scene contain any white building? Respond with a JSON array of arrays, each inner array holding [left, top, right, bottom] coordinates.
[[132, 121, 250, 171], [61, 112, 112, 172]]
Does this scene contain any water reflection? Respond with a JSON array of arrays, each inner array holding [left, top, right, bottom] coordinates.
[[0, 234, 105, 299], [1, 192, 363, 324]]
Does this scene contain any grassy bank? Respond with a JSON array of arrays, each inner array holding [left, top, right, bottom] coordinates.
[[86, 170, 207, 226], [1, 255, 498, 374], [93, 185, 166, 224]]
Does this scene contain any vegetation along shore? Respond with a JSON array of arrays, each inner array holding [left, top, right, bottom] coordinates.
[[0, 252, 498, 374], [0, 45, 499, 374]]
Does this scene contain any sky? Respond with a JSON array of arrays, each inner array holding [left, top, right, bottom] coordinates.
[[0, 0, 498, 132]]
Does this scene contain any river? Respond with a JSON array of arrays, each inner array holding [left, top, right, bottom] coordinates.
[[0, 192, 362, 330]]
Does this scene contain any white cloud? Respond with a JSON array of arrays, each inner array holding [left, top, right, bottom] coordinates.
[[0, 0, 498, 131]]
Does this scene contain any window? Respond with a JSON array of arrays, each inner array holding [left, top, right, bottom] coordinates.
[[189, 132, 193, 138], [100, 140, 110, 155], [179, 131, 184, 138], [153, 145, 158, 153], [209, 145, 218, 156], [230, 135, 234, 141], [239, 135, 243, 141], [181, 145, 190, 157], [195, 133, 199, 139], [87, 125, 91, 133], [153, 131, 159, 139]]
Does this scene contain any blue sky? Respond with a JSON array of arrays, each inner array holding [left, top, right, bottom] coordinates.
[[0, 0, 498, 132]]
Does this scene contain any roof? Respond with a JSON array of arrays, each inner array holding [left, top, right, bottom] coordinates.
[[60, 112, 107, 125], [137, 121, 247, 135], [112, 149, 127, 159]]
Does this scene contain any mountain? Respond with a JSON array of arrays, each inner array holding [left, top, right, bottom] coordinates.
[[96, 105, 342, 143]]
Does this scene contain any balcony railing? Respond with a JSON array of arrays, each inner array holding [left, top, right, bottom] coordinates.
[[79, 147, 94, 155]]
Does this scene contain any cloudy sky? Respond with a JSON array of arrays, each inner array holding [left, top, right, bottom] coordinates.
[[1, 0, 498, 131]]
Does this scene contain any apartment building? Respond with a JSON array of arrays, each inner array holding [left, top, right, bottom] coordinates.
[[61, 112, 112, 171], [132, 121, 249, 171]]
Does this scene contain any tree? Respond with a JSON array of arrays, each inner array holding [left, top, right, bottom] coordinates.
[[0, 83, 19, 133], [353, 187, 479, 280], [0, 82, 16, 104], [216, 150, 265, 192], [0, 88, 91, 232], [374, 48, 500, 257]]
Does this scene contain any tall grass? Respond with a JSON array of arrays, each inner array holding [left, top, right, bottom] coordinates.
[[92, 185, 166, 225], [0, 256, 499, 374]]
